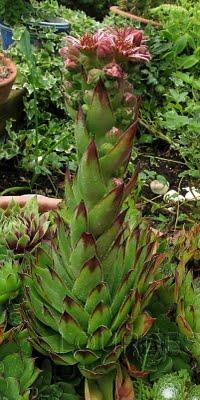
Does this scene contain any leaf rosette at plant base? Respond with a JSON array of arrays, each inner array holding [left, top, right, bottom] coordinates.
[[0, 329, 40, 400], [22, 110, 167, 398], [0, 197, 51, 256]]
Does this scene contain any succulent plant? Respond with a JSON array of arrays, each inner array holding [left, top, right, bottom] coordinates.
[[0, 260, 20, 305], [129, 315, 191, 381], [152, 370, 200, 400], [33, 358, 80, 400], [36, 382, 80, 400], [22, 112, 166, 399], [0, 197, 50, 256], [152, 372, 188, 400], [22, 28, 166, 400], [0, 329, 40, 400], [187, 385, 200, 400]]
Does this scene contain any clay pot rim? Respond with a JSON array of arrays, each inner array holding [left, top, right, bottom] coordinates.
[[110, 6, 161, 28], [0, 53, 17, 88]]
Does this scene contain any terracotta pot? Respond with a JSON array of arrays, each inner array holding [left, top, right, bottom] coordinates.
[[110, 6, 161, 28], [0, 53, 17, 104]]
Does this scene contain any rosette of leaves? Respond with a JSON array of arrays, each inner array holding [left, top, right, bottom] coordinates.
[[0, 329, 40, 400], [152, 370, 191, 400], [34, 359, 80, 400], [187, 385, 200, 400], [0, 197, 50, 256], [37, 383, 80, 400], [129, 315, 191, 381], [22, 76, 168, 399]]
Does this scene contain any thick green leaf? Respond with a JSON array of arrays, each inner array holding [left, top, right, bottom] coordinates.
[[88, 302, 111, 334], [72, 257, 102, 303], [86, 80, 115, 143], [88, 184, 124, 237], [59, 312, 88, 346]]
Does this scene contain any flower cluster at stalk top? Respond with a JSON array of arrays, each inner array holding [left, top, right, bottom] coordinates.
[[59, 27, 151, 73]]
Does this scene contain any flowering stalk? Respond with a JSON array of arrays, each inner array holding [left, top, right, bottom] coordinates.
[[59, 27, 151, 132], [22, 26, 158, 400]]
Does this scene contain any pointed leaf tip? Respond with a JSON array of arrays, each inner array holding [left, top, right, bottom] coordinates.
[[76, 201, 87, 218], [65, 166, 72, 183], [94, 79, 109, 103], [86, 141, 98, 161], [86, 256, 101, 273], [81, 232, 96, 248], [77, 105, 85, 122]]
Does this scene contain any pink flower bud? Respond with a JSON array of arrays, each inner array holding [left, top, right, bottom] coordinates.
[[59, 47, 68, 58], [64, 59, 77, 70], [113, 178, 123, 187], [103, 63, 124, 79]]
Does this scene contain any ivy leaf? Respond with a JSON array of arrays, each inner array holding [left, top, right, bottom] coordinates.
[[177, 55, 199, 69], [19, 29, 35, 65], [174, 35, 188, 55], [163, 110, 189, 130]]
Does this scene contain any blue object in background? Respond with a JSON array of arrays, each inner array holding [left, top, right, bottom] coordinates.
[[0, 21, 13, 50], [0, 18, 70, 50], [37, 18, 71, 33]]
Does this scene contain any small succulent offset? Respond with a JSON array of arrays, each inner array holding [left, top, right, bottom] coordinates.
[[0, 329, 40, 400], [36, 383, 80, 400], [0, 197, 50, 256], [22, 29, 167, 399], [152, 370, 200, 400], [33, 359, 80, 400], [187, 385, 200, 400], [175, 267, 200, 364], [153, 371, 187, 400], [130, 315, 191, 381]]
